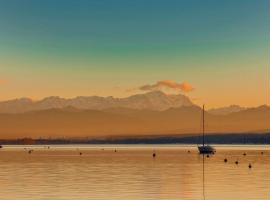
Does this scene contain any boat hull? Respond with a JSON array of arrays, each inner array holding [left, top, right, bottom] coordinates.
[[198, 145, 216, 154]]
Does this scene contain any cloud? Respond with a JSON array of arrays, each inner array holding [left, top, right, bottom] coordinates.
[[139, 80, 194, 93]]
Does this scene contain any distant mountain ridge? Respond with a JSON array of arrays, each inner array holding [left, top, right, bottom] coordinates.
[[208, 105, 246, 115], [0, 91, 194, 113]]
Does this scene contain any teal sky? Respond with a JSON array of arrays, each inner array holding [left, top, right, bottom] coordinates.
[[0, 0, 270, 107]]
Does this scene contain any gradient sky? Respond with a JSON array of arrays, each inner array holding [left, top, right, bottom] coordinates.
[[0, 0, 270, 108]]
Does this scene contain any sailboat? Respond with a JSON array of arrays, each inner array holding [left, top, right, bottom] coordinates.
[[198, 105, 216, 154]]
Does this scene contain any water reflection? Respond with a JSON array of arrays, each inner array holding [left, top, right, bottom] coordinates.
[[203, 154, 206, 200], [0, 145, 269, 200]]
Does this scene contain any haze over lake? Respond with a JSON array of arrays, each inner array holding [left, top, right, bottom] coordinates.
[[0, 145, 269, 200]]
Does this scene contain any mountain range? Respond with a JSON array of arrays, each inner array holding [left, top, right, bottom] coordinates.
[[0, 91, 269, 139], [0, 91, 193, 113], [208, 105, 246, 115]]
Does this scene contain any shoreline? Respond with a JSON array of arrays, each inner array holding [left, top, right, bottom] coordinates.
[[1, 133, 270, 145]]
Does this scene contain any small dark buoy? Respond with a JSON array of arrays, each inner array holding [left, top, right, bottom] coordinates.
[[235, 161, 239, 165], [28, 150, 33, 154], [248, 163, 252, 169], [153, 153, 156, 158], [261, 152, 264, 155], [243, 153, 246, 156], [187, 150, 190, 153], [79, 152, 82, 155], [114, 149, 117, 152], [206, 154, 210, 158], [224, 158, 228, 163]]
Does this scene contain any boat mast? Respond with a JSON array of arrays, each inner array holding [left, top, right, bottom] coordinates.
[[202, 105, 205, 146]]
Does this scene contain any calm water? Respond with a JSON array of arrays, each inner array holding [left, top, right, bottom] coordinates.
[[0, 145, 270, 200]]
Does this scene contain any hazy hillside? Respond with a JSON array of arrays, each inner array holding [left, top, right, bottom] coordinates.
[[1, 105, 270, 139]]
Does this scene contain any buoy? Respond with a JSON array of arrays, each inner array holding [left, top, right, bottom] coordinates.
[[206, 154, 210, 158], [187, 150, 190, 153], [224, 158, 228, 163], [261, 152, 264, 155], [243, 153, 246, 156], [79, 152, 82, 155], [249, 164, 252, 168], [114, 149, 117, 152], [235, 161, 239, 165], [153, 153, 156, 158]]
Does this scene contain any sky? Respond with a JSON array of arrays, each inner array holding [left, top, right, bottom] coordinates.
[[0, 0, 270, 108]]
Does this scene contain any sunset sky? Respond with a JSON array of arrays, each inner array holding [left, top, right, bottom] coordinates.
[[0, 0, 270, 108]]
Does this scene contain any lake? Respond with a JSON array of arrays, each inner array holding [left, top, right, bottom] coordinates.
[[0, 145, 269, 200]]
